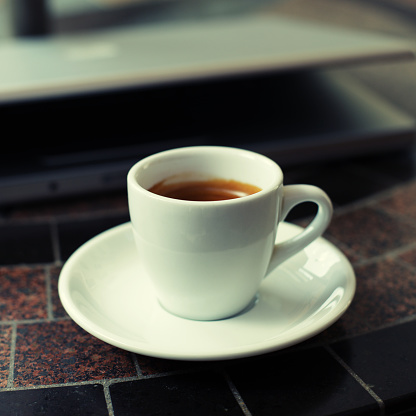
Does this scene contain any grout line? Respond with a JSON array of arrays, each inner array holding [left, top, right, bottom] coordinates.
[[371, 202, 416, 230], [0, 376, 140, 393], [102, 381, 115, 416], [6, 323, 17, 389], [0, 261, 61, 269], [45, 266, 54, 321], [351, 241, 416, 269], [49, 220, 61, 265], [394, 256, 416, 274], [330, 192, 393, 218], [223, 372, 253, 416], [325, 345, 385, 416], [323, 233, 365, 263], [131, 353, 143, 378], [0, 317, 71, 327]]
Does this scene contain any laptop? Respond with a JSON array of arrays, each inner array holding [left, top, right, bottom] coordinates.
[[0, 14, 414, 205]]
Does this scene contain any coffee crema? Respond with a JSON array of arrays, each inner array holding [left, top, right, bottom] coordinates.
[[148, 177, 262, 201]]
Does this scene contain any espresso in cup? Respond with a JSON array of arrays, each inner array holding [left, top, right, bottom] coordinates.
[[148, 175, 262, 201]]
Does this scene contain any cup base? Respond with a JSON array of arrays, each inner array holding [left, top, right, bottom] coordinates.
[[158, 293, 260, 322]]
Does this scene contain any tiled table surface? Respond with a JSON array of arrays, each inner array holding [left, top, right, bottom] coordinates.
[[2, 2, 416, 415], [1, 149, 416, 415]]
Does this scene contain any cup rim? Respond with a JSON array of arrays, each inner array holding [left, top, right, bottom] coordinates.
[[127, 146, 283, 206]]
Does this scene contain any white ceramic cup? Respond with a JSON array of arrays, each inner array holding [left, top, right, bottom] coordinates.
[[127, 146, 332, 321]]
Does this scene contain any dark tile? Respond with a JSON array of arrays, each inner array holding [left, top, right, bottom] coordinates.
[[228, 347, 379, 416], [110, 371, 244, 416], [0, 384, 108, 416], [394, 409, 416, 416], [57, 213, 130, 260], [326, 207, 416, 259], [0, 223, 54, 265], [49, 266, 67, 319], [0, 266, 47, 321], [379, 181, 416, 222], [332, 320, 416, 415], [0, 325, 12, 387], [136, 354, 200, 376], [14, 320, 136, 387]]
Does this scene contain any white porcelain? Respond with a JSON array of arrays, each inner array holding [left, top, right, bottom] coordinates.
[[58, 222, 355, 361], [127, 146, 333, 320]]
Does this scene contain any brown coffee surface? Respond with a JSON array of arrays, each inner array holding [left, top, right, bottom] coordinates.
[[148, 177, 261, 201]]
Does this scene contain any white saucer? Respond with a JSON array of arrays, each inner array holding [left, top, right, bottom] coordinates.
[[58, 222, 355, 361]]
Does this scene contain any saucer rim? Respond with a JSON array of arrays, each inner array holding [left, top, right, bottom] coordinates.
[[58, 222, 356, 361]]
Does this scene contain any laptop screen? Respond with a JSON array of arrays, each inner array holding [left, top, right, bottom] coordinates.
[[0, 14, 414, 205]]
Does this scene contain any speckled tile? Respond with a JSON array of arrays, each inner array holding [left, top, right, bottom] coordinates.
[[342, 258, 416, 333], [0, 267, 47, 321], [283, 215, 361, 266], [49, 266, 67, 319], [301, 256, 416, 346], [325, 206, 416, 259], [399, 247, 416, 268], [379, 181, 416, 222], [323, 232, 362, 265], [0, 325, 12, 388], [13, 320, 137, 387]]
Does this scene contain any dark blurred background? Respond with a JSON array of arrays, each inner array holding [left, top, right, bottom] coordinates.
[[0, 0, 415, 205]]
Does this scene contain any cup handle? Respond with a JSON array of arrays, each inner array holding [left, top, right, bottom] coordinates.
[[265, 185, 333, 276]]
